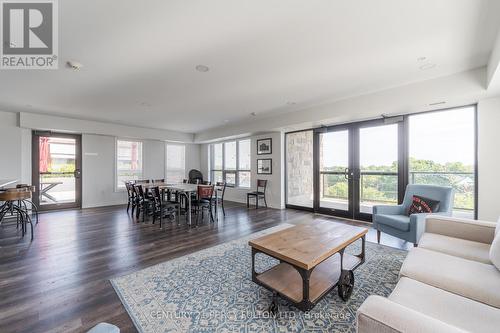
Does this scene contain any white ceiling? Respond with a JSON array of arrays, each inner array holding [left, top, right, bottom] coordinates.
[[1, 0, 500, 134]]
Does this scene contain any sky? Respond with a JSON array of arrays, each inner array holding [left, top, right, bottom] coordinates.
[[321, 106, 475, 168]]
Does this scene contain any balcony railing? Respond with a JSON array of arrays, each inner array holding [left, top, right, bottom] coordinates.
[[321, 170, 474, 211]]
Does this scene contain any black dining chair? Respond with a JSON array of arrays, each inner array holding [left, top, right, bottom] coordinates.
[[192, 185, 215, 226], [188, 169, 203, 184], [214, 181, 227, 216], [149, 186, 180, 227], [125, 181, 136, 213], [247, 179, 268, 209], [133, 184, 152, 222]]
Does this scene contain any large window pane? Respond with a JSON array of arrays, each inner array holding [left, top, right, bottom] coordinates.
[[39, 136, 76, 205], [238, 139, 251, 170], [319, 131, 349, 211], [212, 171, 223, 184], [224, 141, 237, 170], [359, 124, 398, 213], [225, 172, 236, 186], [409, 107, 475, 218], [286, 130, 314, 208], [166, 144, 185, 183], [213, 143, 223, 170], [116, 140, 143, 189], [238, 171, 251, 188]]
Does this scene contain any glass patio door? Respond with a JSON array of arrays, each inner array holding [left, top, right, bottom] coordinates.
[[32, 132, 82, 210], [314, 120, 403, 220], [316, 128, 354, 217]]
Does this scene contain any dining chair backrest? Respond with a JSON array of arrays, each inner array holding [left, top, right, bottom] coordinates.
[[202, 181, 211, 185], [136, 179, 150, 184], [125, 182, 135, 198], [197, 185, 214, 200], [183, 179, 188, 184], [188, 169, 203, 184], [153, 179, 165, 183], [257, 179, 267, 193], [150, 186, 162, 206], [216, 182, 227, 199], [133, 184, 146, 199]]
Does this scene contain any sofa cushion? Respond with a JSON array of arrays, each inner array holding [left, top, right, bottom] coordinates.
[[419, 233, 491, 264], [490, 233, 500, 271], [496, 217, 500, 236], [390, 277, 500, 333], [375, 214, 410, 231], [400, 248, 500, 308]]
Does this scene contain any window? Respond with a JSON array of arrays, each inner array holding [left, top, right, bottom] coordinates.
[[409, 106, 476, 218], [238, 139, 251, 187], [210, 139, 251, 187], [116, 140, 143, 189], [166, 144, 185, 183]]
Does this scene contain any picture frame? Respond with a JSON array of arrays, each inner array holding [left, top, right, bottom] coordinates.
[[257, 158, 272, 174], [257, 138, 272, 155]]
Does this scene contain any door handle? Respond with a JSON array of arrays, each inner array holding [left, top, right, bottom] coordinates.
[[74, 169, 81, 179], [344, 168, 350, 180]]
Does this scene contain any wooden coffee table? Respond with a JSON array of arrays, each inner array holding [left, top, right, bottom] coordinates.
[[249, 221, 368, 312]]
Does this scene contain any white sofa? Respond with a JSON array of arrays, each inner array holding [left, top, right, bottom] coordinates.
[[357, 215, 500, 333]]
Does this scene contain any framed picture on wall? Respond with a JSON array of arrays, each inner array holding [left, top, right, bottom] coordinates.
[[257, 138, 272, 155], [257, 159, 272, 174]]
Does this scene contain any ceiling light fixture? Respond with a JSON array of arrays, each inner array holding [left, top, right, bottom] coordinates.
[[286, 101, 297, 106], [417, 56, 427, 62], [195, 65, 209, 72], [139, 102, 151, 107], [250, 112, 257, 116], [66, 60, 83, 71], [419, 63, 436, 70]]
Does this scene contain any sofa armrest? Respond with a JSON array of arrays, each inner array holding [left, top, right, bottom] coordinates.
[[357, 296, 467, 333], [373, 204, 405, 215], [425, 215, 496, 244]]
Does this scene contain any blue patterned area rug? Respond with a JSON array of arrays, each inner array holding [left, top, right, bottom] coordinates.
[[111, 223, 407, 333]]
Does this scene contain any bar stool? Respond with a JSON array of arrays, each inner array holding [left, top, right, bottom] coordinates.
[[0, 188, 35, 240], [16, 184, 39, 225]]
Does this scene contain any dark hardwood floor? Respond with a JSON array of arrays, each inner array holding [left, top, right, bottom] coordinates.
[[0, 202, 409, 333]]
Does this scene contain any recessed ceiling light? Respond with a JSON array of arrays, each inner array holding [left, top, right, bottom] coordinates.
[[224, 119, 229, 123], [417, 56, 427, 62], [419, 63, 436, 70], [139, 102, 151, 107], [195, 65, 209, 72], [286, 101, 297, 106]]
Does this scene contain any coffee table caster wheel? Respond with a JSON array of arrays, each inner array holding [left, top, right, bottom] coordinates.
[[338, 270, 354, 301]]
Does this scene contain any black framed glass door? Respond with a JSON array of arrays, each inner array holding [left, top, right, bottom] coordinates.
[[314, 119, 403, 221], [32, 131, 82, 211]]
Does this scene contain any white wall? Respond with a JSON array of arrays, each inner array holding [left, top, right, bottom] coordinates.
[[0, 111, 201, 208], [0, 111, 31, 185], [478, 96, 500, 221], [201, 132, 284, 209], [82, 136, 201, 208]]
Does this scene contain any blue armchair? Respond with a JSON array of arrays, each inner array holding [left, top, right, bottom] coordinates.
[[373, 184, 454, 246]]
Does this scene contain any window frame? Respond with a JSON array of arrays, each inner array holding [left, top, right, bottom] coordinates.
[[165, 143, 186, 184], [210, 139, 251, 188], [115, 138, 144, 192]]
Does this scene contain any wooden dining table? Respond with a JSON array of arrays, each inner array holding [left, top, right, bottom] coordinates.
[[142, 182, 220, 226]]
